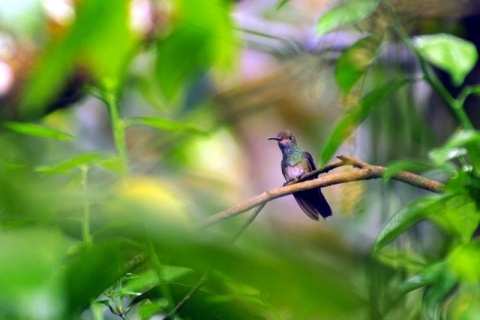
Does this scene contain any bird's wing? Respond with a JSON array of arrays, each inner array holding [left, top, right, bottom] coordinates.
[[293, 193, 320, 220], [304, 151, 318, 178], [298, 151, 332, 219]]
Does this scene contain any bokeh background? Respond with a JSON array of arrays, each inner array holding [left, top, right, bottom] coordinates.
[[1, 0, 480, 319]]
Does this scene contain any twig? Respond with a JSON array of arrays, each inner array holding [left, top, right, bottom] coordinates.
[[163, 269, 212, 320], [200, 155, 445, 228], [230, 203, 266, 242], [165, 204, 267, 319], [287, 158, 346, 183]]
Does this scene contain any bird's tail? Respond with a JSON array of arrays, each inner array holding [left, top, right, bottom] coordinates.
[[293, 188, 332, 220]]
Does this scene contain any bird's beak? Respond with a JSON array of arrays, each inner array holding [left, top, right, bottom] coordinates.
[[268, 136, 280, 141]]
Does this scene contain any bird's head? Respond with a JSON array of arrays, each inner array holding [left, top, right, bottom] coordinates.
[[268, 130, 297, 148]]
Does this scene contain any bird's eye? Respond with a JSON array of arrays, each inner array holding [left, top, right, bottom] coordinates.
[[288, 136, 293, 140]]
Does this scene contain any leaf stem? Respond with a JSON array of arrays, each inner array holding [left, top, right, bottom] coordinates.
[[385, 2, 474, 130], [147, 235, 175, 313], [80, 165, 93, 246], [104, 90, 129, 176], [457, 85, 480, 107]]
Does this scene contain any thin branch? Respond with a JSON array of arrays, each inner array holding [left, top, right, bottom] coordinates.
[[200, 155, 446, 228], [165, 204, 267, 319], [230, 203, 266, 242], [288, 158, 346, 182], [164, 269, 212, 320]]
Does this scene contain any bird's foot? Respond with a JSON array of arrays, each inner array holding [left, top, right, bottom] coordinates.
[[283, 177, 299, 186]]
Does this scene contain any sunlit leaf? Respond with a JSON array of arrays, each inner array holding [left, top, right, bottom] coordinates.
[[335, 34, 382, 93], [320, 78, 409, 164], [413, 34, 478, 86], [94, 157, 125, 176], [373, 194, 456, 254], [448, 242, 480, 284], [21, 0, 137, 117], [121, 266, 193, 294], [36, 152, 112, 175], [2, 121, 73, 141], [138, 300, 169, 319], [316, 0, 380, 36], [445, 169, 480, 205], [80, 0, 136, 88], [428, 194, 479, 243], [429, 130, 480, 164], [90, 300, 110, 320], [124, 116, 205, 134], [396, 261, 447, 296], [156, 0, 236, 100], [446, 284, 480, 319]]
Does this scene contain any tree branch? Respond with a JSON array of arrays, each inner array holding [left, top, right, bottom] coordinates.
[[199, 155, 446, 228]]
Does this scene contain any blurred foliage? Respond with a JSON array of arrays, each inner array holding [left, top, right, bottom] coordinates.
[[0, 0, 480, 319]]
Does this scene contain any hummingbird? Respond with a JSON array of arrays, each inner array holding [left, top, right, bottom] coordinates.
[[268, 131, 332, 220]]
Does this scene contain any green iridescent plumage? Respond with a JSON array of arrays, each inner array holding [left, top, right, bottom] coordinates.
[[268, 131, 332, 220]]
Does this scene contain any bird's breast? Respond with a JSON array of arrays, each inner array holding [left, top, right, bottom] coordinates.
[[282, 164, 307, 182]]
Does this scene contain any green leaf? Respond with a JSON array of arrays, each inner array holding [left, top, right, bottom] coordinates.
[[156, 0, 235, 100], [428, 194, 479, 243], [79, 0, 135, 88], [21, 0, 136, 117], [36, 152, 112, 175], [90, 300, 110, 320], [124, 116, 205, 134], [396, 260, 457, 320], [168, 283, 266, 320], [275, 0, 291, 9], [320, 78, 409, 164], [121, 266, 193, 294], [0, 159, 26, 170], [2, 122, 73, 141], [373, 194, 456, 254], [448, 242, 480, 282], [374, 249, 427, 274], [457, 84, 480, 105], [95, 157, 126, 176], [446, 171, 480, 210], [138, 300, 169, 319], [0, 228, 69, 319], [413, 34, 478, 86], [423, 269, 457, 320], [446, 284, 480, 319], [335, 34, 382, 93], [396, 261, 447, 296], [316, 0, 380, 36], [429, 129, 480, 165], [63, 240, 135, 316]]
